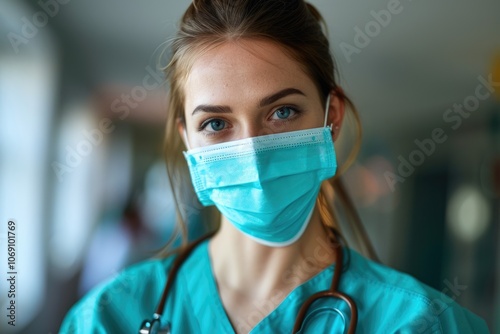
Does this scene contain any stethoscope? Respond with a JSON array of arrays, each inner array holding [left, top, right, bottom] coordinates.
[[139, 229, 358, 334]]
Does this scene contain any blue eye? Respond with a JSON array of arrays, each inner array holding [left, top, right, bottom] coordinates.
[[206, 119, 226, 131], [273, 106, 295, 120]]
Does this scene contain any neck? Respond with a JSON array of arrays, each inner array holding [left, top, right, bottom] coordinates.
[[208, 205, 337, 302]]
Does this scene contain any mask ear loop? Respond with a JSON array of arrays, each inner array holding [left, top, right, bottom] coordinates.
[[323, 93, 333, 131], [183, 128, 191, 151]]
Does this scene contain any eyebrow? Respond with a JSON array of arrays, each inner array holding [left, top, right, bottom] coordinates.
[[191, 88, 306, 116]]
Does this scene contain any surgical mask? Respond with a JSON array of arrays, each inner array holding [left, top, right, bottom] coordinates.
[[183, 96, 337, 247]]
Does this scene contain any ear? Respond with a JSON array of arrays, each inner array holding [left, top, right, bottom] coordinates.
[[326, 87, 346, 142], [177, 117, 188, 148]]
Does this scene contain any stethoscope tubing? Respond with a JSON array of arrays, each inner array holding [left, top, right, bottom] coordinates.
[[141, 229, 357, 333], [292, 238, 357, 333]]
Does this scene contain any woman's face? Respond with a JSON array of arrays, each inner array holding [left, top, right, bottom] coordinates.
[[180, 39, 336, 149]]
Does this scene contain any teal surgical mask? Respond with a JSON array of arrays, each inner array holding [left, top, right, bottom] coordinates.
[[183, 96, 337, 246]]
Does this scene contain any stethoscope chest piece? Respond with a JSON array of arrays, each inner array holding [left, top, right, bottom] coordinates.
[[139, 317, 171, 334]]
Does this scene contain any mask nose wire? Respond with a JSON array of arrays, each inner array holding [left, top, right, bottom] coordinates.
[[323, 93, 332, 130]]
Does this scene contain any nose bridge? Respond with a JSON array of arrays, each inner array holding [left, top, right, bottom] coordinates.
[[250, 124, 272, 138], [238, 118, 271, 140]]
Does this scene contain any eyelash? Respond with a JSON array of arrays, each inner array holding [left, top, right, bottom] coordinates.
[[197, 105, 303, 136], [270, 105, 301, 121]]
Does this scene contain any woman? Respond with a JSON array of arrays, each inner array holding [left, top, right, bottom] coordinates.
[[60, 0, 489, 333]]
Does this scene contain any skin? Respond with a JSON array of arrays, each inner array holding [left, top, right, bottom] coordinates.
[[178, 39, 345, 333]]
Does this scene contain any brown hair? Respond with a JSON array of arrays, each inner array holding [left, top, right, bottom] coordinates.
[[159, 0, 377, 260]]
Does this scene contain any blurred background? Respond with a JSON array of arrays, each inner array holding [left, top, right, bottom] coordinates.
[[0, 0, 499, 332]]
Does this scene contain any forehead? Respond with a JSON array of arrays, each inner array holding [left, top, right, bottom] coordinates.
[[183, 39, 320, 111]]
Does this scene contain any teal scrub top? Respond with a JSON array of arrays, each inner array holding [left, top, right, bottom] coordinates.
[[59, 239, 489, 333]]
